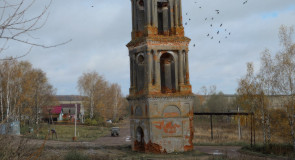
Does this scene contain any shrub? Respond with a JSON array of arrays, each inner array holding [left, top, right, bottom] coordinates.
[[84, 118, 98, 126], [94, 116, 105, 126], [112, 117, 120, 123], [91, 119, 98, 126], [84, 118, 92, 126], [243, 144, 295, 157], [64, 150, 89, 160]]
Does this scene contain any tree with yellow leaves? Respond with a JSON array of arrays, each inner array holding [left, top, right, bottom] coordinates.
[[237, 25, 295, 151], [0, 60, 55, 126]]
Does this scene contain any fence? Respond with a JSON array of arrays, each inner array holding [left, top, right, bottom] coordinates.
[[0, 121, 20, 135]]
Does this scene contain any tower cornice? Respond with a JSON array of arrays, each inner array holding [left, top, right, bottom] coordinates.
[[126, 36, 191, 48]]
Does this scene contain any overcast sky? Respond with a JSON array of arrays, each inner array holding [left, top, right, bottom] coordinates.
[[3, 0, 295, 96]]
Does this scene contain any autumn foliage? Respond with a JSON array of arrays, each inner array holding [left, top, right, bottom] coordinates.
[[77, 71, 128, 122], [237, 25, 295, 151], [0, 59, 56, 125]]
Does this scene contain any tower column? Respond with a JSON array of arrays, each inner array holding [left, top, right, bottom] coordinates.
[[144, 0, 152, 26], [151, 0, 155, 26], [130, 55, 134, 87], [179, 0, 183, 26], [152, 0, 158, 27], [155, 51, 161, 89], [185, 51, 190, 84], [162, 6, 169, 34], [132, 0, 136, 30], [169, 1, 174, 30], [148, 51, 153, 85], [178, 50, 184, 84], [144, 51, 153, 91], [174, 0, 179, 27], [132, 55, 137, 89]]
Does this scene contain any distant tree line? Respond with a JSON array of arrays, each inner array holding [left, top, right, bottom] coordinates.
[[77, 71, 128, 124], [194, 85, 237, 113]]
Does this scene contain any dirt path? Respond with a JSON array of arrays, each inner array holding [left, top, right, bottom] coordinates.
[[93, 119, 131, 146], [25, 120, 288, 160]]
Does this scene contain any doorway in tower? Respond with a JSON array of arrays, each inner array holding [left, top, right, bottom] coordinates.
[[134, 126, 145, 151], [160, 53, 176, 93]]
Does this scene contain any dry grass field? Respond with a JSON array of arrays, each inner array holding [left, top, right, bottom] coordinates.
[[193, 116, 290, 145], [194, 116, 252, 145]]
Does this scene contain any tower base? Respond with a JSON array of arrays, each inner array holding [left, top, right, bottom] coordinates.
[[129, 95, 194, 153]]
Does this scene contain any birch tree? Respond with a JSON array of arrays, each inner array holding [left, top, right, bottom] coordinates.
[[78, 71, 105, 119], [274, 25, 295, 151], [77, 71, 128, 121], [0, 60, 55, 124], [238, 25, 295, 150], [110, 83, 122, 120]]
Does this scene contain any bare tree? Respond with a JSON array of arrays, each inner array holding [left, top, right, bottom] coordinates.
[[0, 0, 71, 60]]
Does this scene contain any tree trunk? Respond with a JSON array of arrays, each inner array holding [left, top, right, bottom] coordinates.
[[266, 112, 271, 144], [262, 114, 266, 144], [261, 102, 266, 144], [19, 104, 22, 124], [289, 105, 295, 151], [1, 91, 3, 122], [289, 95, 295, 152], [14, 96, 18, 121], [260, 95, 268, 145], [113, 90, 118, 120], [6, 75, 10, 122], [90, 95, 94, 119], [35, 90, 39, 125]]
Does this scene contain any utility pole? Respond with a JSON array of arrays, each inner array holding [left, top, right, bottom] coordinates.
[[75, 104, 77, 138], [72, 104, 77, 141]]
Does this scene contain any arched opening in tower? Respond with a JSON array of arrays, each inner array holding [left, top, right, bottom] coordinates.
[[160, 53, 176, 93], [157, 1, 169, 35], [134, 126, 145, 151], [136, 54, 145, 92], [136, 0, 145, 31]]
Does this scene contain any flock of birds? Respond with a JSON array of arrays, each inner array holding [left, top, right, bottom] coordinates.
[[89, 0, 249, 47], [185, 0, 249, 47]]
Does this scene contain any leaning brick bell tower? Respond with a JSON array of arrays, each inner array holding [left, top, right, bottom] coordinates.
[[127, 0, 194, 153]]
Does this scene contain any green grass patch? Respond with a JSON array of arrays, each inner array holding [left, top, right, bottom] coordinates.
[[242, 143, 295, 158], [64, 150, 89, 160], [209, 155, 229, 160], [22, 123, 110, 142]]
